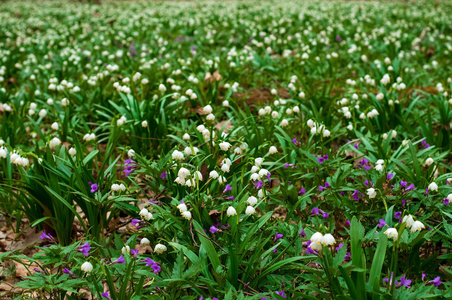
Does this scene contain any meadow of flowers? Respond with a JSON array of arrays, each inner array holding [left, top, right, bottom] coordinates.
[[0, 0, 452, 299]]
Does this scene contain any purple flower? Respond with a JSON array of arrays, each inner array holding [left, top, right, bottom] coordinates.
[[63, 268, 72, 274], [311, 207, 320, 216], [344, 252, 351, 261], [394, 211, 402, 219], [324, 182, 330, 188], [79, 242, 90, 257], [267, 172, 271, 183], [275, 232, 284, 241], [160, 172, 168, 180], [254, 180, 263, 190], [444, 198, 450, 205], [336, 35, 342, 42], [298, 187, 306, 195], [401, 180, 407, 188], [210, 226, 219, 234], [377, 219, 386, 228], [132, 219, 141, 226], [39, 231, 53, 240], [317, 157, 324, 164], [292, 138, 298, 145], [406, 184, 415, 191], [396, 274, 411, 288], [422, 273, 427, 281], [115, 255, 125, 264], [429, 276, 441, 287], [360, 158, 369, 166], [273, 248, 278, 253], [88, 182, 98, 193], [336, 243, 343, 251], [322, 211, 329, 219], [319, 185, 325, 191], [275, 290, 287, 298], [141, 258, 155, 267], [226, 196, 234, 200], [299, 229, 306, 237], [387, 173, 394, 180], [131, 249, 139, 258], [346, 220, 351, 226], [223, 184, 232, 194], [101, 292, 112, 300]]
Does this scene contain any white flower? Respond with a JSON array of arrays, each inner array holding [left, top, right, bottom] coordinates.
[[307, 119, 315, 128], [251, 166, 259, 173], [141, 120, 148, 127], [269, 146, 278, 155], [391, 130, 397, 138], [384, 228, 398, 240], [402, 140, 409, 146], [245, 206, 255, 216], [410, 221, 425, 233], [227, 206, 237, 217], [376, 159, 384, 165], [139, 208, 149, 218], [209, 170, 219, 179], [255, 158, 263, 167], [128, 149, 135, 157], [0, 147, 7, 158], [68, 147, 76, 156], [194, 171, 203, 181], [367, 188, 377, 199], [174, 176, 185, 185], [323, 129, 330, 137], [221, 164, 230, 172], [122, 245, 130, 254], [203, 105, 213, 114], [206, 113, 215, 121], [375, 164, 384, 172], [154, 244, 167, 254], [218, 176, 227, 184], [182, 133, 190, 140], [425, 158, 434, 166], [196, 125, 206, 132], [81, 262, 93, 272], [258, 168, 269, 178], [447, 193, 452, 201], [140, 238, 150, 245], [51, 122, 59, 130], [271, 111, 279, 118], [49, 137, 61, 149], [219, 142, 231, 151], [257, 189, 265, 199], [293, 106, 300, 113], [250, 173, 260, 181], [223, 100, 229, 107], [347, 124, 353, 131], [38, 109, 47, 117], [310, 232, 324, 251], [182, 211, 192, 220], [310, 126, 317, 135], [281, 119, 289, 127], [322, 234, 336, 246], [178, 168, 190, 179], [172, 150, 184, 161], [428, 182, 438, 192], [177, 203, 188, 213], [247, 196, 258, 206], [402, 215, 415, 227], [158, 84, 166, 92]]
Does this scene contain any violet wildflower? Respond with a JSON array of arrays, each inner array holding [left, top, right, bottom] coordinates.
[[378, 219, 386, 228], [101, 292, 112, 300], [422, 273, 427, 281], [275, 291, 287, 298], [223, 184, 232, 194], [429, 276, 441, 287], [299, 229, 306, 237], [396, 274, 412, 288], [254, 180, 263, 190], [88, 182, 98, 193], [298, 187, 306, 195], [322, 211, 329, 219], [344, 252, 351, 261], [311, 207, 320, 216], [319, 185, 325, 191], [160, 172, 168, 180], [39, 230, 53, 240], [275, 232, 283, 241], [210, 226, 219, 234], [336, 243, 344, 251], [131, 249, 139, 258], [406, 184, 415, 191], [444, 198, 450, 205], [131, 219, 141, 226], [115, 255, 125, 264], [394, 211, 402, 219], [387, 173, 394, 180], [79, 242, 90, 257], [401, 180, 408, 188]]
